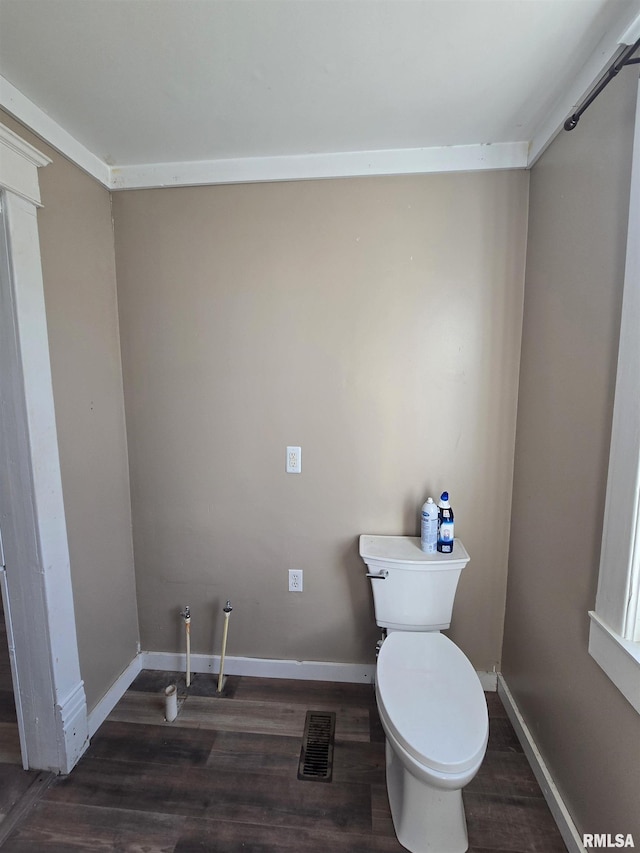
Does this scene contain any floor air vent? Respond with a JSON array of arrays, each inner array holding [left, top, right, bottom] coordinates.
[[297, 711, 336, 782]]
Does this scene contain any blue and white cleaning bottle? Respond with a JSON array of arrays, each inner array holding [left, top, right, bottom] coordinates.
[[420, 497, 438, 553], [437, 491, 454, 553]]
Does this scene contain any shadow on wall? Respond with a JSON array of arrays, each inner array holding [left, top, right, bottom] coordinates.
[[342, 536, 379, 651]]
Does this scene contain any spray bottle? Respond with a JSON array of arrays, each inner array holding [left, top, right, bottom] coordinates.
[[420, 497, 438, 553], [437, 491, 454, 553]]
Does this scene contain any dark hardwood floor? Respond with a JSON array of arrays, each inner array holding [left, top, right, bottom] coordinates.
[[0, 601, 42, 828], [0, 660, 567, 852]]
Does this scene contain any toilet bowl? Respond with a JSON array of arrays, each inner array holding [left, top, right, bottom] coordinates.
[[375, 630, 488, 853], [359, 535, 488, 853]]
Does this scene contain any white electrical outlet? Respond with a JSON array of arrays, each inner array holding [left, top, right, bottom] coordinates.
[[286, 446, 301, 473], [288, 569, 303, 592]]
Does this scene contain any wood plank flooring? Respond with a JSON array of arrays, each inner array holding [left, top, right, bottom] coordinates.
[[0, 666, 568, 852], [0, 603, 43, 831]]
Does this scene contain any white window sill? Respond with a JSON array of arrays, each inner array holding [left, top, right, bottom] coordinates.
[[588, 611, 640, 715]]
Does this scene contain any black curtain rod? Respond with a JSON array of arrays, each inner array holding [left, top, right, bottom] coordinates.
[[564, 37, 640, 131]]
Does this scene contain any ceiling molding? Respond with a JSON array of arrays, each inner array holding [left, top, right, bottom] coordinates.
[[621, 12, 640, 44], [528, 10, 640, 167], [2, 8, 640, 191], [0, 73, 528, 188], [0, 75, 111, 187], [109, 142, 529, 190]]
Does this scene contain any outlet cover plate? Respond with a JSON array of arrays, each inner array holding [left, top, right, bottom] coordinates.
[[286, 446, 301, 473], [289, 569, 303, 592]]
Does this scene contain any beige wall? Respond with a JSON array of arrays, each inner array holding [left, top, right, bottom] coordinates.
[[503, 71, 640, 835], [0, 111, 139, 711], [113, 172, 528, 670]]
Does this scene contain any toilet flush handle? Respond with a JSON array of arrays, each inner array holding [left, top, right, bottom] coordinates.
[[366, 570, 388, 580]]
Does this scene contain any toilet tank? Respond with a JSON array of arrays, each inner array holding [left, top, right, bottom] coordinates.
[[359, 535, 470, 631]]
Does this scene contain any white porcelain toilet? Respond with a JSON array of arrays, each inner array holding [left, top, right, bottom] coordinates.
[[359, 535, 488, 853]]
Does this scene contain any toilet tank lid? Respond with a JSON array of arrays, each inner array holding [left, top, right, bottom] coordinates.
[[360, 535, 469, 567], [376, 632, 488, 774]]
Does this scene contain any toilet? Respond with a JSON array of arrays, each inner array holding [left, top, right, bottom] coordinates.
[[359, 535, 488, 853]]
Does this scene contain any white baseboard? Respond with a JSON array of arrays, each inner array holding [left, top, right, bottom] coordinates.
[[87, 655, 142, 737], [85, 650, 498, 742], [141, 651, 498, 689], [497, 675, 585, 853], [140, 651, 377, 684], [477, 670, 498, 691], [55, 680, 90, 773]]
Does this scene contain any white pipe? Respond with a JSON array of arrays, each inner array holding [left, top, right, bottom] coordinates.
[[180, 605, 191, 688], [165, 684, 178, 722], [217, 600, 233, 693], [185, 617, 191, 687]]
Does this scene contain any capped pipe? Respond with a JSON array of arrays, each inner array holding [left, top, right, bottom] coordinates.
[[165, 684, 178, 722], [180, 605, 191, 688], [217, 600, 233, 694]]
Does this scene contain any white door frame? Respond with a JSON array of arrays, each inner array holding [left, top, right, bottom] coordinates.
[[0, 122, 88, 773]]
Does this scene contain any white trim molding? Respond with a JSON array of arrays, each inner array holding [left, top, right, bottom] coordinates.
[[0, 76, 111, 186], [588, 78, 640, 714], [498, 676, 586, 853], [2, 11, 640, 188], [141, 650, 497, 691], [589, 612, 640, 714], [87, 656, 143, 737], [0, 123, 50, 206], [55, 682, 90, 773], [0, 74, 528, 188], [85, 650, 497, 741], [477, 669, 498, 691], [142, 651, 377, 684], [109, 142, 528, 190], [0, 121, 89, 773]]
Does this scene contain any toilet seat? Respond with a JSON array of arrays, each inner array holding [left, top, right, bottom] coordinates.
[[376, 631, 488, 775]]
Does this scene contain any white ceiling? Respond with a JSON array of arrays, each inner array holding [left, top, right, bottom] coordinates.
[[1, 0, 639, 189]]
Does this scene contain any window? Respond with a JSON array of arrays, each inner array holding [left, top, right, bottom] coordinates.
[[588, 78, 640, 714]]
